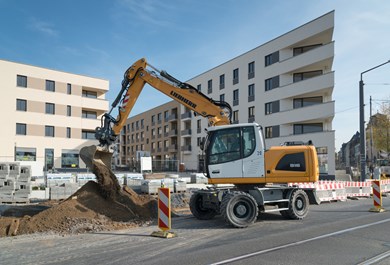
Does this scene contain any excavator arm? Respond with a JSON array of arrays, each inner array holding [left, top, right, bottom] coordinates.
[[96, 58, 231, 148], [80, 58, 232, 198]]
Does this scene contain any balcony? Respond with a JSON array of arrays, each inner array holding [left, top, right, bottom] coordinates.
[[264, 101, 335, 125], [168, 113, 177, 122], [168, 144, 178, 152], [181, 112, 192, 120], [181, 129, 192, 136], [268, 42, 334, 76], [181, 145, 192, 154], [169, 129, 178, 137], [265, 71, 334, 100]]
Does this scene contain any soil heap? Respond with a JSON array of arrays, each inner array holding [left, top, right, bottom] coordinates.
[[0, 181, 157, 237]]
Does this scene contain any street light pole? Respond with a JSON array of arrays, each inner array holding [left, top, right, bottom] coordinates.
[[359, 59, 390, 181]]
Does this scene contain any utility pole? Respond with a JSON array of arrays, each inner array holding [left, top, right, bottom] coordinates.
[[370, 96, 373, 166]]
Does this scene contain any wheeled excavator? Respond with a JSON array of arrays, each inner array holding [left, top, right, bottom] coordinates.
[[80, 58, 320, 227]]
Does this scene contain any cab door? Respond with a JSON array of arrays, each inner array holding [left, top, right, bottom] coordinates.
[[206, 127, 243, 179]]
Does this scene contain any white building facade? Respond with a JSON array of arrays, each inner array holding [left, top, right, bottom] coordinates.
[[0, 60, 109, 170], [184, 11, 335, 176]]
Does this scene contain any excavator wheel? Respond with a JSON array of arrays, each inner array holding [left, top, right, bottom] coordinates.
[[220, 191, 258, 228], [280, 189, 309, 220], [189, 193, 217, 220]]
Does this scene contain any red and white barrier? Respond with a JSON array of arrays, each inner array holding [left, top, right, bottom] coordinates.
[[344, 181, 371, 198], [288, 180, 390, 203], [151, 187, 177, 238], [369, 180, 386, 212]]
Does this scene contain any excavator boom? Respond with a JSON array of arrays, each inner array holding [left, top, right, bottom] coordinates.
[[80, 58, 232, 197]]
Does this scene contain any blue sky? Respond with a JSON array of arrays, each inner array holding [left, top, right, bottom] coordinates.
[[1, 0, 389, 151]]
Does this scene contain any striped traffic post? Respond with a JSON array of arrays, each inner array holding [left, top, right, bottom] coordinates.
[[151, 186, 177, 238], [369, 180, 386, 213]]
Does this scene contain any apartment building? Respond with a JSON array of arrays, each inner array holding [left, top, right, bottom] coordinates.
[[0, 59, 109, 170], [119, 11, 336, 176], [116, 100, 184, 171]]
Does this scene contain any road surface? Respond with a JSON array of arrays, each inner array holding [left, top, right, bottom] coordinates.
[[1, 197, 389, 265]]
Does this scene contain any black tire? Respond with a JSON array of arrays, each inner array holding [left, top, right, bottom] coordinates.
[[282, 189, 309, 220], [221, 191, 258, 228], [189, 192, 217, 220]]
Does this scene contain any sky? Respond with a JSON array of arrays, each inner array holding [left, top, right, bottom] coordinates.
[[1, 0, 389, 152]]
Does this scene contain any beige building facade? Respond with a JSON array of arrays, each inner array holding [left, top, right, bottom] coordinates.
[[119, 11, 336, 176], [0, 59, 109, 170]]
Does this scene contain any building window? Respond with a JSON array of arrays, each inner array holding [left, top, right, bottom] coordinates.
[[265, 51, 279, 66], [45, 126, 55, 137], [67, 83, 72, 94], [81, 110, 97, 119], [293, 70, 323, 82], [219, 74, 225, 89], [220, 94, 225, 102], [45, 103, 55, 114], [16, 99, 27, 111], [233, 89, 239, 106], [265, 125, 280, 138], [46, 80, 55, 92], [82, 130, 95, 139], [16, 123, 26, 135], [15, 147, 36, 161], [208, 79, 212, 94], [293, 96, 323, 109], [248, 61, 255, 79], [17, 75, 27, 87], [67, 105, 71, 116], [293, 44, 322, 56], [233, 68, 239, 85], [265, 76, 280, 91], [151, 115, 155, 125], [265, 100, 280, 115], [61, 150, 79, 168], [197, 119, 201, 133], [82, 90, 97, 98], [248, 106, 255, 122], [197, 84, 201, 92], [157, 113, 162, 123], [66, 127, 71, 138], [233, 110, 239, 124], [248, 84, 255, 102], [293, 123, 323, 135]]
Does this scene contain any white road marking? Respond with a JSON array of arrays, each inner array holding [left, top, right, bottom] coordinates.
[[210, 218, 390, 265]]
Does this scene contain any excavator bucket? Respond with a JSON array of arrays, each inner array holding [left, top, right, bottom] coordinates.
[[80, 145, 121, 198]]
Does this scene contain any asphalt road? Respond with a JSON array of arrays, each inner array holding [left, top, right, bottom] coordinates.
[[1, 196, 389, 265]]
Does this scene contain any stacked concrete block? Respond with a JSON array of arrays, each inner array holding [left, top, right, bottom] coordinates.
[[76, 173, 97, 186], [13, 166, 31, 203], [46, 173, 73, 187], [191, 173, 209, 184], [141, 179, 174, 194], [50, 183, 79, 200], [174, 180, 187, 193], [0, 163, 31, 203]]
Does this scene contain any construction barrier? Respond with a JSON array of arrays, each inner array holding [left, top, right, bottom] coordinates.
[[369, 180, 385, 212], [151, 187, 176, 238], [289, 180, 390, 203], [344, 181, 371, 198]]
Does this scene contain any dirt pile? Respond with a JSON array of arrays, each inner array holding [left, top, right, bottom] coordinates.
[[0, 181, 157, 237]]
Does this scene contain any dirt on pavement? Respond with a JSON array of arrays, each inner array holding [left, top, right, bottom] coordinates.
[[0, 181, 157, 237]]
